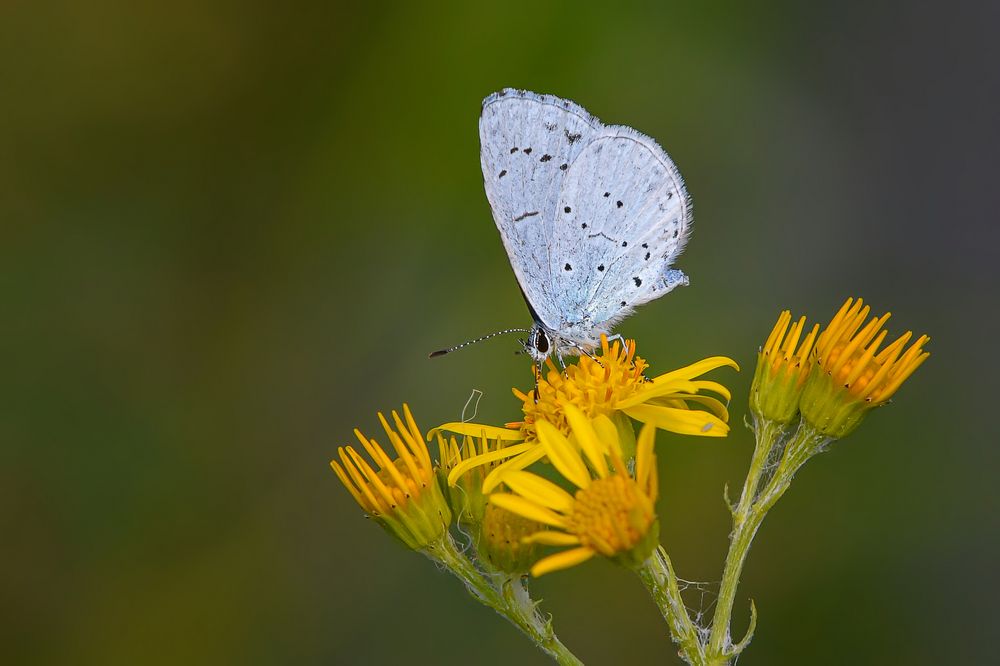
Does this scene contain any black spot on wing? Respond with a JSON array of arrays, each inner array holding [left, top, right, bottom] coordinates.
[[616, 200, 623, 208], [565, 129, 582, 143], [498, 170, 507, 179], [564, 263, 572, 271], [633, 277, 642, 287], [540, 154, 552, 162], [564, 206, 571, 213], [559, 163, 568, 171], [598, 264, 605, 272], [510, 147, 518, 154], [524, 147, 532, 155], [513, 211, 539, 222]]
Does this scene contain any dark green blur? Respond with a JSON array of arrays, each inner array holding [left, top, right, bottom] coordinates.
[[2, 2, 996, 664]]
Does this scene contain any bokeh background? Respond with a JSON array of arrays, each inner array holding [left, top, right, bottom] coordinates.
[[3, 2, 997, 664]]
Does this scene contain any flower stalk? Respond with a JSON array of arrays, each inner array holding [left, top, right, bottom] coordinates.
[[636, 547, 707, 665], [429, 534, 583, 666], [704, 422, 829, 663]]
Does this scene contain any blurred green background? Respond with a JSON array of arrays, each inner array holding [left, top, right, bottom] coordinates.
[[3, 1, 996, 664]]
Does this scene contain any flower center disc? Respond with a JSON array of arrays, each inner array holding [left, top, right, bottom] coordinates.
[[566, 475, 653, 556]]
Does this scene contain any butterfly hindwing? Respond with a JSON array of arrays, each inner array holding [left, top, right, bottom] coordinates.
[[549, 124, 690, 344]]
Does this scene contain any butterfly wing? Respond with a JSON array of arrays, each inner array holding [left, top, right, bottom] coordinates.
[[549, 123, 691, 346], [479, 89, 603, 329]]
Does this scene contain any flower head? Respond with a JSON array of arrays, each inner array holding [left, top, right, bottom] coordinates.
[[438, 431, 509, 527], [476, 503, 546, 575], [517, 336, 735, 441], [489, 404, 660, 576], [435, 336, 736, 492], [800, 297, 930, 438], [750, 310, 820, 424], [331, 405, 452, 550]]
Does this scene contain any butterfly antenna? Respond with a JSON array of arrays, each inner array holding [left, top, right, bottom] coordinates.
[[429, 328, 531, 358]]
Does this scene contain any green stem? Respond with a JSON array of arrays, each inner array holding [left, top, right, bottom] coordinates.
[[704, 422, 828, 662], [735, 417, 784, 515], [428, 536, 584, 666], [636, 547, 706, 665]]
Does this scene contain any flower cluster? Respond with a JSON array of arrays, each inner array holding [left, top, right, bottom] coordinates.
[[436, 338, 735, 493], [333, 337, 737, 576], [330, 405, 451, 550], [750, 297, 930, 439], [328, 298, 929, 665]]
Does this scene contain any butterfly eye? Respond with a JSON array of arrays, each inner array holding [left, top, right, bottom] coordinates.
[[534, 330, 550, 354]]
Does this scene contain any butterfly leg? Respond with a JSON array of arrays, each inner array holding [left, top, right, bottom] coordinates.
[[606, 333, 628, 349], [566, 341, 605, 368]]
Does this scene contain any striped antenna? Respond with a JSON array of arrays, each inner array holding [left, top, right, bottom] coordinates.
[[429, 328, 530, 358]]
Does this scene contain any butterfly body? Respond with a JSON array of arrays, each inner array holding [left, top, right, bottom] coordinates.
[[480, 89, 692, 363]]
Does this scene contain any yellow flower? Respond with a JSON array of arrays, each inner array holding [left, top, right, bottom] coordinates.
[[750, 310, 820, 424], [437, 431, 510, 527], [435, 336, 736, 492], [800, 297, 930, 438], [489, 404, 660, 576], [526, 336, 737, 440], [437, 432, 545, 573], [331, 405, 452, 550]]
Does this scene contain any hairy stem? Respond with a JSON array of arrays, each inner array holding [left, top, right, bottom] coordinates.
[[703, 418, 782, 658], [429, 536, 583, 666], [704, 422, 829, 662], [636, 547, 706, 664]]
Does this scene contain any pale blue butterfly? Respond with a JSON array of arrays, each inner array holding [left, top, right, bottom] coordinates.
[[432, 89, 691, 365]]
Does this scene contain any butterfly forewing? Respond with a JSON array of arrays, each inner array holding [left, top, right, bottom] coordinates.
[[479, 90, 602, 329]]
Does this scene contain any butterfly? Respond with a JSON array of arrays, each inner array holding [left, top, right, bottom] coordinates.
[[432, 89, 691, 365]]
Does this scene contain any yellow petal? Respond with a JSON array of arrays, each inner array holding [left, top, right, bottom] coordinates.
[[402, 404, 432, 469], [430, 422, 525, 442], [502, 470, 576, 513], [446, 442, 535, 486], [623, 403, 730, 437], [522, 531, 581, 546], [591, 414, 620, 452], [482, 445, 547, 493], [536, 420, 591, 489], [489, 493, 567, 528], [634, 422, 656, 489], [686, 380, 733, 402], [649, 356, 739, 383], [330, 459, 367, 509], [563, 404, 609, 478], [662, 394, 730, 422], [617, 379, 702, 408], [530, 547, 596, 577]]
